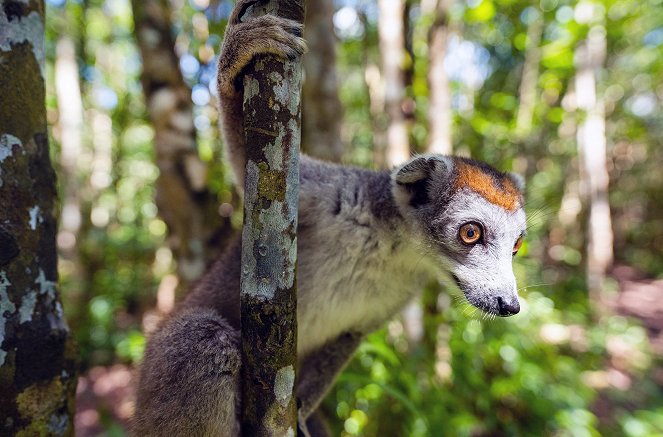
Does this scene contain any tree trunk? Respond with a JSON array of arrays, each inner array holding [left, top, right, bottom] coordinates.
[[379, 0, 410, 167], [575, 21, 613, 308], [302, 0, 344, 162], [515, 7, 544, 137], [55, 37, 84, 257], [238, 1, 304, 435], [131, 0, 232, 288], [426, 0, 454, 154], [0, 1, 78, 434], [54, 35, 89, 321]]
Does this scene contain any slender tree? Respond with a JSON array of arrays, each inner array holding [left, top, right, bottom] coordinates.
[[515, 6, 544, 137], [575, 18, 613, 308], [131, 0, 232, 288], [53, 36, 90, 324], [426, 0, 454, 154], [238, 1, 304, 434], [378, 0, 410, 167], [0, 1, 77, 434], [302, 0, 344, 162]]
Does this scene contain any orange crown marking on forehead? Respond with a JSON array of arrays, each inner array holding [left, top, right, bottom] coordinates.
[[452, 161, 522, 212]]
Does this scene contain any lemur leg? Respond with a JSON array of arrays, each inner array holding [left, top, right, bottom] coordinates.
[[133, 308, 241, 437], [297, 332, 363, 437], [301, 410, 332, 437], [216, 5, 307, 188]]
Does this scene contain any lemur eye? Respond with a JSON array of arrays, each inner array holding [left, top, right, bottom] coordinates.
[[513, 237, 523, 255], [459, 222, 482, 245]]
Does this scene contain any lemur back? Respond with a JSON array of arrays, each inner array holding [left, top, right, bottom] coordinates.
[[133, 1, 527, 436]]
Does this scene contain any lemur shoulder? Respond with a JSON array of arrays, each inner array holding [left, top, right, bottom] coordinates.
[[133, 1, 527, 436]]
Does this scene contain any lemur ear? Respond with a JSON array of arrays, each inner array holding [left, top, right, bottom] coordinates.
[[509, 172, 525, 193], [392, 155, 452, 208]]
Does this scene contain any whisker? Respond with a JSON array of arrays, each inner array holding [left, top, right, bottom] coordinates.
[[517, 282, 551, 292]]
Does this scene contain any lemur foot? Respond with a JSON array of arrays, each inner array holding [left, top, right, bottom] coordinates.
[[217, 13, 307, 97]]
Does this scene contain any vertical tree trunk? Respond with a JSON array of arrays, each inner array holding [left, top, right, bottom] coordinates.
[[379, 0, 410, 167], [54, 36, 87, 313], [515, 8, 544, 137], [55, 37, 84, 257], [302, 0, 344, 162], [575, 22, 613, 307], [426, 0, 454, 154], [238, 1, 304, 435], [0, 1, 77, 434], [131, 0, 232, 287]]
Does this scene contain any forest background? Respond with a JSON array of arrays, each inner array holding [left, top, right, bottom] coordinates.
[[21, 0, 663, 434]]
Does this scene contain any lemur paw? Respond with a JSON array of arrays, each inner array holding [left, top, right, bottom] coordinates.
[[217, 14, 307, 97]]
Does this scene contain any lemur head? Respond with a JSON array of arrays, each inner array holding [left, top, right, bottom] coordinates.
[[392, 155, 526, 317]]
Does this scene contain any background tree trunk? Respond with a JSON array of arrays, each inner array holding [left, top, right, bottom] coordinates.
[[302, 0, 344, 162], [378, 0, 410, 167], [575, 19, 613, 309], [131, 0, 232, 289], [54, 36, 91, 332], [0, 1, 77, 434], [426, 0, 454, 155], [238, 1, 304, 435], [55, 37, 84, 261], [515, 7, 544, 137]]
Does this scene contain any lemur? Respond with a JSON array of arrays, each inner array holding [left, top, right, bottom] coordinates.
[[133, 1, 527, 436]]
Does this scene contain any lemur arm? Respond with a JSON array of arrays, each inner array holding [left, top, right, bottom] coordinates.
[[216, 0, 306, 188], [297, 332, 363, 436]]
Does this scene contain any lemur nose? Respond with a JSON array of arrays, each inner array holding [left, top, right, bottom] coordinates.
[[497, 297, 520, 316]]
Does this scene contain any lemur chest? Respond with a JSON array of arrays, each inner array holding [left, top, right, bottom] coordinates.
[[294, 224, 424, 356]]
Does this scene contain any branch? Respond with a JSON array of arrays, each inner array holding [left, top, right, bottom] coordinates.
[[238, 1, 304, 435]]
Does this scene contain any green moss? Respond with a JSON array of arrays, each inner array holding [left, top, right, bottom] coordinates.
[[16, 378, 71, 436], [0, 42, 46, 145], [0, 349, 16, 387], [257, 168, 286, 201]]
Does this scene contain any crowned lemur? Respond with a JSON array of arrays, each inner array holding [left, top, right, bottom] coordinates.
[[133, 1, 527, 436]]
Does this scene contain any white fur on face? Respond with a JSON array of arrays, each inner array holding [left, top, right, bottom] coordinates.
[[432, 189, 527, 316]]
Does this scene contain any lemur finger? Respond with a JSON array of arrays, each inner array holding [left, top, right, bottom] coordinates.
[[217, 15, 307, 95]]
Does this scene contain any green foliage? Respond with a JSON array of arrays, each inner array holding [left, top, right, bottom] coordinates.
[[327, 283, 660, 436]]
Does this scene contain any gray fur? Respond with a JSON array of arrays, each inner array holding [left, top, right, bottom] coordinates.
[[133, 308, 241, 437], [133, 3, 527, 436]]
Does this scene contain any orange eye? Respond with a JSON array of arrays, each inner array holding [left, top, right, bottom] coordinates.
[[459, 222, 482, 245], [513, 237, 523, 255]]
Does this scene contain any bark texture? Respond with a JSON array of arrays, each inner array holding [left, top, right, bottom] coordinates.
[[302, 0, 344, 162], [0, 1, 78, 434], [131, 0, 232, 286], [239, 1, 304, 435], [575, 20, 613, 306]]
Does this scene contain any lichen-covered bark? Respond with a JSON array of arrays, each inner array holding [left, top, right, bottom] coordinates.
[[302, 0, 344, 162], [238, 1, 303, 435], [131, 0, 233, 286], [0, 1, 77, 435]]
